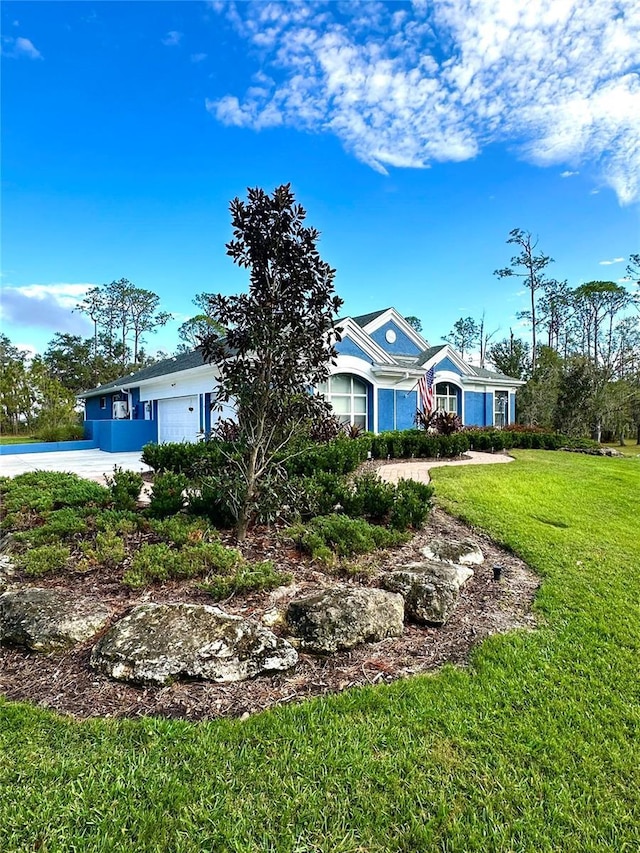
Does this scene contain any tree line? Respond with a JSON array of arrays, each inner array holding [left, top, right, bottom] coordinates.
[[444, 232, 640, 443]]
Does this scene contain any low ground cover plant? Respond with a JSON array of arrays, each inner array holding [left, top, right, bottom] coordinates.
[[105, 466, 144, 511], [287, 514, 409, 565]]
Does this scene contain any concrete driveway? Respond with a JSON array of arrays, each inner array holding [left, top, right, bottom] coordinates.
[[0, 449, 151, 483]]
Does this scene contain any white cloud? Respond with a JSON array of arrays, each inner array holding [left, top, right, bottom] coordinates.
[[162, 31, 183, 47], [3, 36, 42, 59], [599, 257, 625, 265], [0, 283, 94, 333], [207, 0, 640, 203], [190, 53, 207, 63], [560, 170, 579, 177]]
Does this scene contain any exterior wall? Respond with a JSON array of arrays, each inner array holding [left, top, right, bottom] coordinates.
[[378, 389, 395, 432], [370, 322, 422, 356], [137, 371, 216, 403], [335, 337, 374, 362], [85, 394, 114, 420], [0, 439, 98, 456], [85, 419, 157, 452], [485, 394, 494, 426], [463, 391, 486, 426], [396, 389, 417, 429], [130, 388, 142, 419], [434, 356, 464, 376], [376, 388, 417, 431]]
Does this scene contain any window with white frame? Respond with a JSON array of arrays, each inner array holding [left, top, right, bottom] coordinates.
[[435, 383, 458, 414], [494, 390, 509, 428], [99, 396, 107, 410], [317, 374, 368, 430]]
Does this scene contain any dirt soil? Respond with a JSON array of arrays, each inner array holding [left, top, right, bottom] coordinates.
[[0, 505, 540, 722]]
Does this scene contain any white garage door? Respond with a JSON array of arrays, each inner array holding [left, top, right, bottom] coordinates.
[[158, 395, 200, 444]]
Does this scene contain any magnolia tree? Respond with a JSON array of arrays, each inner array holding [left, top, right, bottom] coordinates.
[[199, 184, 343, 541]]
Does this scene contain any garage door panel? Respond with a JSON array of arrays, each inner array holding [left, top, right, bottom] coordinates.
[[158, 396, 200, 444]]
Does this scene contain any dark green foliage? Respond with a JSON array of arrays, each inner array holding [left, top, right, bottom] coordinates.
[[342, 472, 396, 521], [285, 435, 373, 476], [147, 471, 189, 519], [187, 481, 236, 528], [463, 428, 570, 451], [141, 441, 225, 475], [295, 470, 433, 531], [200, 560, 291, 600], [105, 466, 143, 511], [19, 544, 71, 576], [389, 479, 434, 531], [370, 430, 471, 460], [0, 471, 108, 515], [287, 514, 408, 565]]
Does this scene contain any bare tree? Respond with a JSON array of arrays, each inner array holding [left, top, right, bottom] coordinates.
[[494, 229, 553, 369]]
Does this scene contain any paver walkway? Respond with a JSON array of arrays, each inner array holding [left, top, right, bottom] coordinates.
[[377, 450, 514, 484]]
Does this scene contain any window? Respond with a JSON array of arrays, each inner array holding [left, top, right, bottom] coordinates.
[[317, 374, 368, 430], [99, 396, 107, 410], [494, 391, 509, 428], [435, 383, 458, 414]]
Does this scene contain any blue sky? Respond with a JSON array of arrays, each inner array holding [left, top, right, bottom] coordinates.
[[2, 0, 639, 358]]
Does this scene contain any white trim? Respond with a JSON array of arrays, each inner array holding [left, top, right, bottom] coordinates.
[[360, 308, 430, 352], [337, 317, 398, 365]]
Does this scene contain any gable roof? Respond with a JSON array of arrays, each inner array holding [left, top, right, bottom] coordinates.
[[79, 349, 208, 398], [416, 345, 446, 365], [470, 365, 521, 382], [349, 309, 390, 328]]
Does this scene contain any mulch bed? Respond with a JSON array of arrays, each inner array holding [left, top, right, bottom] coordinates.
[[0, 505, 539, 722]]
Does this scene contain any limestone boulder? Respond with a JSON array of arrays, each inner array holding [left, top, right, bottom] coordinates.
[[380, 561, 474, 625], [0, 587, 112, 652], [421, 536, 484, 566], [0, 556, 17, 594], [90, 602, 298, 686], [286, 586, 404, 654]]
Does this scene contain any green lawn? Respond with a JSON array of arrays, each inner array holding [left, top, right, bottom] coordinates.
[[0, 435, 37, 445], [1, 450, 639, 852], [603, 440, 640, 457]]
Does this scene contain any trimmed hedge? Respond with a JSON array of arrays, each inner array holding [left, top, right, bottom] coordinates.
[[142, 428, 595, 480]]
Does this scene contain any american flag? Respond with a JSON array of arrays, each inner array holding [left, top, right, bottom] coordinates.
[[418, 367, 435, 413]]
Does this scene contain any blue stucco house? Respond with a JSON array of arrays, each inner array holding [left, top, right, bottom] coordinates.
[[78, 307, 523, 450]]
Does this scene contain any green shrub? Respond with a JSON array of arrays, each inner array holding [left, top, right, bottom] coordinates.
[[389, 479, 434, 531], [105, 466, 143, 511], [0, 471, 108, 515], [287, 514, 408, 565], [19, 544, 71, 576], [141, 441, 227, 476], [348, 472, 396, 521], [79, 529, 126, 571], [369, 430, 471, 461], [93, 509, 141, 535], [123, 540, 245, 589], [187, 481, 237, 528], [147, 471, 189, 518], [285, 435, 373, 477], [200, 560, 291, 600], [14, 507, 89, 547], [294, 472, 349, 520], [148, 515, 215, 547]]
